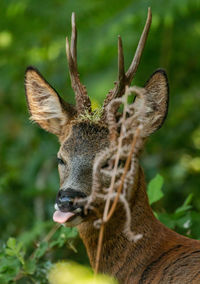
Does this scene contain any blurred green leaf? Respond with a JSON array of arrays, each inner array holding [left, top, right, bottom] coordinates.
[[34, 242, 49, 260], [50, 227, 78, 248], [24, 258, 37, 275], [147, 174, 164, 205], [175, 194, 193, 215], [7, 237, 16, 250]]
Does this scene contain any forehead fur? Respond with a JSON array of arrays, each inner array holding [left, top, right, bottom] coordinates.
[[62, 122, 109, 156]]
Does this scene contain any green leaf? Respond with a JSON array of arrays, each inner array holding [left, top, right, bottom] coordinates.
[[183, 193, 193, 206], [5, 248, 16, 256], [7, 237, 16, 250], [147, 174, 164, 205], [15, 242, 23, 254], [5, 238, 25, 265], [175, 194, 193, 215], [157, 213, 176, 229], [175, 205, 192, 215], [34, 242, 48, 260], [50, 227, 78, 248], [0, 255, 21, 281], [24, 258, 37, 275], [64, 227, 78, 239]]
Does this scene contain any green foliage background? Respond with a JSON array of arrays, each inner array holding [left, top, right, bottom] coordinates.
[[1, 0, 200, 282]]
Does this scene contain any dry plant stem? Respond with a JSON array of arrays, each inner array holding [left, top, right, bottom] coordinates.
[[30, 223, 61, 259], [43, 223, 61, 242], [95, 94, 128, 273], [106, 126, 141, 222], [95, 86, 141, 272], [94, 223, 105, 274], [107, 98, 123, 143], [102, 94, 128, 222], [94, 127, 141, 273]]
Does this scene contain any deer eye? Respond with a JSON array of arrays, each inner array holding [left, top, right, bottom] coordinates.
[[57, 157, 65, 165]]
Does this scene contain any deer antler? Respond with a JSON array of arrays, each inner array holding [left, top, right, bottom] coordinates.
[[102, 8, 152, 119], [66, 12, 91, 114]]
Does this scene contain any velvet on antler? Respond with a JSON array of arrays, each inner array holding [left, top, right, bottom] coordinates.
[[66, 13, 91, 114]]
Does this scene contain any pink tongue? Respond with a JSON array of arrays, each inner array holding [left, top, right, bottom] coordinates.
[[53, 210, 75, 224]]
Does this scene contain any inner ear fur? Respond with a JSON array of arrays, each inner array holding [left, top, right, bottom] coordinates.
[[135, 69, 169, 137], [25, 67, 76, 136]]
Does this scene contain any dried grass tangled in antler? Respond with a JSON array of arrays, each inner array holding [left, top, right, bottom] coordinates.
[[80, 86, 147, 273]]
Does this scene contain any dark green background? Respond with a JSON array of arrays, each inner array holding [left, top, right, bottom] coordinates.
[[1, 0, 200, 264]]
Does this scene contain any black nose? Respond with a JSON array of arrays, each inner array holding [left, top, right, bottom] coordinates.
[[56, 188, 86, 212]]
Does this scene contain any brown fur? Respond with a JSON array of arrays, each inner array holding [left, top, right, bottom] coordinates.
[[79, 168, 200, 283]]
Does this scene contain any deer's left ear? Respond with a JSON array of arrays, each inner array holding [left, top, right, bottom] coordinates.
[[25, 67, 76, 136], [134, 69, 169, 137]]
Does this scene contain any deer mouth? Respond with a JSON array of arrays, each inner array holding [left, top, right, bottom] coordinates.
[[53, 205, 84, 226], [53, 210, 76, 224], [53, 190, 87, 226]]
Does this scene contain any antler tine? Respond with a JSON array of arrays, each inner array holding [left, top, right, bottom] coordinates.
[[101, 36, 126, 111], [110, 36, 126, 99], [102, 8, 152, 117], [118, 36, 126, 89], [71, 12, 77, 66], [66, 12, 91, 114], [126, 7, 152, 84]]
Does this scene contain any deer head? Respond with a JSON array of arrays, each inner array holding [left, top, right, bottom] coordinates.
[[25, 9, 168, 228]]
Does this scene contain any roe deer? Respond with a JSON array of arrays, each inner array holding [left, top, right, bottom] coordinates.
[[25, 9, 200, 284]]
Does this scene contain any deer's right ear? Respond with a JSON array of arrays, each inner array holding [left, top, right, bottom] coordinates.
[[132, 69, 169, 137], [25, 67, 76, 136]]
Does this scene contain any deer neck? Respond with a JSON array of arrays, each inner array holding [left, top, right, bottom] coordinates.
[[78, 167, 166, 278]]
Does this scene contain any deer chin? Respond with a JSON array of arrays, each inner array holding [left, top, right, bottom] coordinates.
[[63, 215, 83, 227]]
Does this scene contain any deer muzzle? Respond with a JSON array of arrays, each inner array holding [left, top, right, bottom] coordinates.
[[53, 188, 87, 224]]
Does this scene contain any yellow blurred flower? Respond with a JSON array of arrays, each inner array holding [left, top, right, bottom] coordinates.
[[48, 262, 118, 284]]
